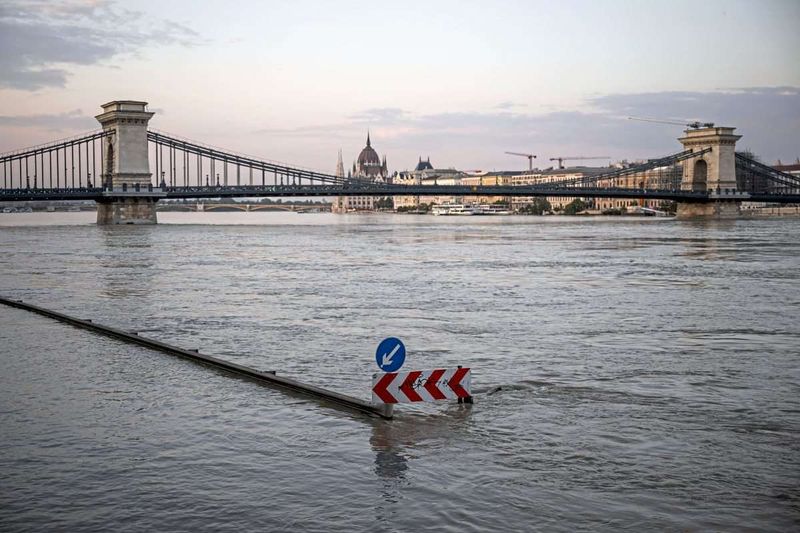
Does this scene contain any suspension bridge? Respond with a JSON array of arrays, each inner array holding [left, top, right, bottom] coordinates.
[[1, 100, 798, 224]]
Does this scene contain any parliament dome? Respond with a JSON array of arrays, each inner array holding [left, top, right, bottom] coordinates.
[[355, 132, 385, 177], [357, 133, 380, 164]]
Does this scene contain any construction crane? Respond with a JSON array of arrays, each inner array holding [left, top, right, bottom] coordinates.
[[505, 151, 537, 170], [628, 116, 715, 129], [548, 156, 610, 170]]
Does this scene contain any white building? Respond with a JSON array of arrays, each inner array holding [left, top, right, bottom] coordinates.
[[394, 157, 462, 209]]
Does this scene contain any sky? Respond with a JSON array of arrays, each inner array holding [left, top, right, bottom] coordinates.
[[0, 0, 798, 173]]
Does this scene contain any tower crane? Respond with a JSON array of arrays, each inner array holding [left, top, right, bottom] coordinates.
[[628, 116, 715, 129], [505, 151, 537, 170], [548, 156, 610, 170]]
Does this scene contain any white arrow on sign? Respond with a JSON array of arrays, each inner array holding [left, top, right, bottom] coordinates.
[[381, 342, 401, 367]]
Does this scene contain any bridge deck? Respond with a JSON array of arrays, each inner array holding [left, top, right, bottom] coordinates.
[[4, 184, 796, 203]]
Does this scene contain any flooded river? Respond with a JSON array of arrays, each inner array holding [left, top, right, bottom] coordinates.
[[1, 212, 798, 531]]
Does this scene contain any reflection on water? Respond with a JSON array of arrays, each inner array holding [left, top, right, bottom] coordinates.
[[99, 226, 156, 298], [1, 213, 799, 532], [371, 419, 410, 517], [371, 420, 410, 482], [370, 407, 475, 481]]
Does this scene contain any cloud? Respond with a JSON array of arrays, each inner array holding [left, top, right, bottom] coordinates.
[[7, 86, 791, 169], [494, 101, 526, 110], [0, 0, 203, 90], [427, 88, 799, 165], [348, 108, 407, 123], [0, 109, 95, 131], [254, 122, 348, 138], [255, 87, 800, 168], [589, 87, 800, 161]]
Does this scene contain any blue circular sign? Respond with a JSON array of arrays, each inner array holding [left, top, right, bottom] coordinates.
[[375, 337, 406, 372]]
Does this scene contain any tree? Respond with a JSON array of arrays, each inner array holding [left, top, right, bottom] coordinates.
[[562, 199, 588, 215], [518, 198, 551, 215], [660, 200, 677, 214], [374, 197, 394, 209]]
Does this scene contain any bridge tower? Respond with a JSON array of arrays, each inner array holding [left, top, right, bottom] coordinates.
[[94, 101, 161, 224], [677, 126, 743, 218]]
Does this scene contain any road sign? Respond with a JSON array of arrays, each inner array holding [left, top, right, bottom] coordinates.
[[375, 337, 406, 372], [372, 367, 471, 404]]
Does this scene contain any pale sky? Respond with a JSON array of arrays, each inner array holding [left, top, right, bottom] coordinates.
[[1, 0, 798, 172]]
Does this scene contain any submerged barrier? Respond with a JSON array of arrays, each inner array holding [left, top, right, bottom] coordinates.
[[0, 297, 393, 419]]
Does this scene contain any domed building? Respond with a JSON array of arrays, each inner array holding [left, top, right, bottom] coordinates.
[[332, 133, 389, 213], [355, 133, 387, 178]]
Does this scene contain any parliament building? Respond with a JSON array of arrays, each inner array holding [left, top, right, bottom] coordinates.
[[332, 133, 388, 213]]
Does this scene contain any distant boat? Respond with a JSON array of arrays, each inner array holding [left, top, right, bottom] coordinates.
[[475, 204, 512, 215], [432, 204, 480, 216], [640, 207, 672, 217]]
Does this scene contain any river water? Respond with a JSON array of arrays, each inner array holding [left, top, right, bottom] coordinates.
[[0, 212, 798, 532]]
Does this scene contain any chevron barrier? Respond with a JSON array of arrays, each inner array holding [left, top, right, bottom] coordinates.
[[372, 367, 471, 404]]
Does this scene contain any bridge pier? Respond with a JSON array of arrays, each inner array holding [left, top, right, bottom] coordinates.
[[97, 197, 159, 225], [94, 101, 159, 225], [677, 201, 740, 219], [676, 126, 743, 219]]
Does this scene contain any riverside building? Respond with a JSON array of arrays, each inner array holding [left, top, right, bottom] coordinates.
[[397, 159, 686, 213], [394, 157, 462, 209], [460, 171, 521, 205], [510, 164, 680, 212], [774, 160, 800, 178]]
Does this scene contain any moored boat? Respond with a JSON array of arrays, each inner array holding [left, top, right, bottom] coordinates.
[[475, 204, 512, 215], [432, 204, 480, 216]]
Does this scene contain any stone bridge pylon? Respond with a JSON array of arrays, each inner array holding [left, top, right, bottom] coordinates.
[[95, 100, 161, 224], [677, 126, 743, 218]]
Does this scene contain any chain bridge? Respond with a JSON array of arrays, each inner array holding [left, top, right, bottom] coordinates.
[[1, 100, 798, 224]]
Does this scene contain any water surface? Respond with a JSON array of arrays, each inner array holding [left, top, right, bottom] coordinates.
[[1, 212, 798, 531]]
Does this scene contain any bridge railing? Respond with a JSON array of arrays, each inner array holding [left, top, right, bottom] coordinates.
[[1, 130, 111, 191], [147, 130, 393, 191], [530, 148, 711, 190], [735, 153, 800, 195], [0, 129, 110, 160], [147, 128, 339, 179]]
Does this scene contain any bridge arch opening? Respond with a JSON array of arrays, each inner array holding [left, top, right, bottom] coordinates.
[[693, 159, 708, 192]]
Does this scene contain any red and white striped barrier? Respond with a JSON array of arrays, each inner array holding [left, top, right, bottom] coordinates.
[[372, 367, 471, 404]]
